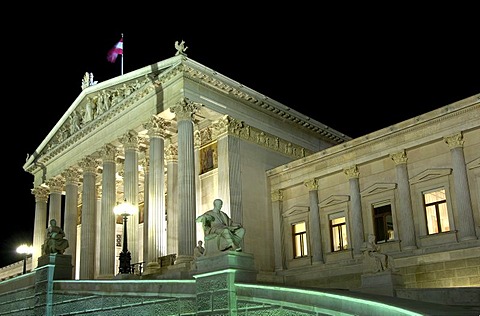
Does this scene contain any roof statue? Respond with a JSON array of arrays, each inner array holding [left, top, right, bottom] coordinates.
[[81, 72, 98, 90], [175, 40, 188, 56]]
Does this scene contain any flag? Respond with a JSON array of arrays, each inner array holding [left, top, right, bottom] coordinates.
[[107, 38, 123, 63]]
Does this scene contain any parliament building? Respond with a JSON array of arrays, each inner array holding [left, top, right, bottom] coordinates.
[[0, 45, 479, 315]]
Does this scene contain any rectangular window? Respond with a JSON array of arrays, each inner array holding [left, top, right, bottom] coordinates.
[[330, 215, 348, 252], [373, 204, 394, 243], [424, 188, 450, 234], [292, 222, 308, 258]]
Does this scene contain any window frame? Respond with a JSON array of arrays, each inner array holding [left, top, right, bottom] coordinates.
[[329, 213, 348, 252], [423, 187, 450, 235]]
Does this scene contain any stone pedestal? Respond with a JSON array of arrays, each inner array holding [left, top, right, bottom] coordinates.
[[143, 262, 161, 275], [360, 271, 403, 297], [113, 273, 140, 280], [194, 251, 257, 282], [37, 254, 73, 280], [193, 251, 257, 315]]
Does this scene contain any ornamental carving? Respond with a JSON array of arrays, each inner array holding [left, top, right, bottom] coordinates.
[[101, 144, 117, 163], [144, 115, 170, 139], [121, 131, 139, 151], [46, 177, 65, 193], [79, 156, 99, 174], [344, 165, 359, 179], [32, 186, 49, 202], [444, 132, 464, 149], [62, 168, 81, 185], [271, 190, 283, 202], [390, 150, 408, 165], [304, 179, 319, 191], [170, 97, 201, 121], [165, 144, 178, 161]]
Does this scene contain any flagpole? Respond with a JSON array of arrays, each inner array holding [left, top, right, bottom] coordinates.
[[121, 33, 124, 75]]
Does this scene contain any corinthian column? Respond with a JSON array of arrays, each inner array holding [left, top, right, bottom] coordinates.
[[144, 115, 169, 268], [121, 131, 140, 265], [62, 167, 81, 278], [141, 154, 149, 266], [166, 144, 178, 255], [170, 97, 200, 264], [79, 156, 98, 280], [444, 133, 477, 241], [304, 179, 324, 263], [98, 144, 117, 278], [344, 165, 364, 255], [46, 177, 64, 225], [271, 190, 285, 271], [215, 116, 243, 224], [390, 150, 417, 250], [32, 186, 49, 269]]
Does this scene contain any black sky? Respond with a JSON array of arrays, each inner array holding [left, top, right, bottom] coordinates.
[[1, 9, 478, 268]]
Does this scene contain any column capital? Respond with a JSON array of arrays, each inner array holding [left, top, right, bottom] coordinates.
[[32, 186, 49, 202], [144, 115, 170, 139], [444, 132, 464, 149], [46, 177, 65, 194], [165, 144, 178, 162], [304, 179, 319, 191], [101, 143, 117, 163], [390, 150, 408, 165], [121, 130, 139, 151], [344, 165, 359, 179], [212, 115, 244, 138], [170, 97, 201, 121], [271, 189, 283, 202], [62, 167, 81, 185], [79, 156, 99, 174]]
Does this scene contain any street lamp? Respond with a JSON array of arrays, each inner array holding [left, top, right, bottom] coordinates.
[[16, 244, 33, 274], [114, 199, 137, 274]]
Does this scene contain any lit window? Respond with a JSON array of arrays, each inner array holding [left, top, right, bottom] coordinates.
[[292, 222, 308, 258], [330, 215, 348, 252], [424, 188, 450, 234]]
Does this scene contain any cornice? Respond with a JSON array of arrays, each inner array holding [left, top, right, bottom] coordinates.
[[267, 99, 480, 180], [182, 64, 350, 144]]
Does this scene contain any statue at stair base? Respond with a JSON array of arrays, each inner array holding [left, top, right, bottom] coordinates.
[[194, 199, 255, 283], [196, 199, 245, 256]]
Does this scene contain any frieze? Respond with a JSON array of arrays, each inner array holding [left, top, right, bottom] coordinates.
[[206, 115, 311, 159]]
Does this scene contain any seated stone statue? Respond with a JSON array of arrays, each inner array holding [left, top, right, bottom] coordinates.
[[196, 199, 245, 255], [362, 234, 395, 273], [42, 219, 69, 255]]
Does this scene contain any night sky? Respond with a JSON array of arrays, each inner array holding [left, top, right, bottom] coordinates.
[[2, 9, 478, 268]]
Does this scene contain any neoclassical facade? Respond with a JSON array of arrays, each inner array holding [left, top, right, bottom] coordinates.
[[266, 93, 480, 290], [0, 49, 478, 314], [22, 52, 349, 279]]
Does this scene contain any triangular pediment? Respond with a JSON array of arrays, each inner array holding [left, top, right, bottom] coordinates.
[[282, 206, 309, 217], [410, 168, 452, 184], [319, 195, 350, 208], [24, 56, 182, 171], [361, 183, 397, 197]]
